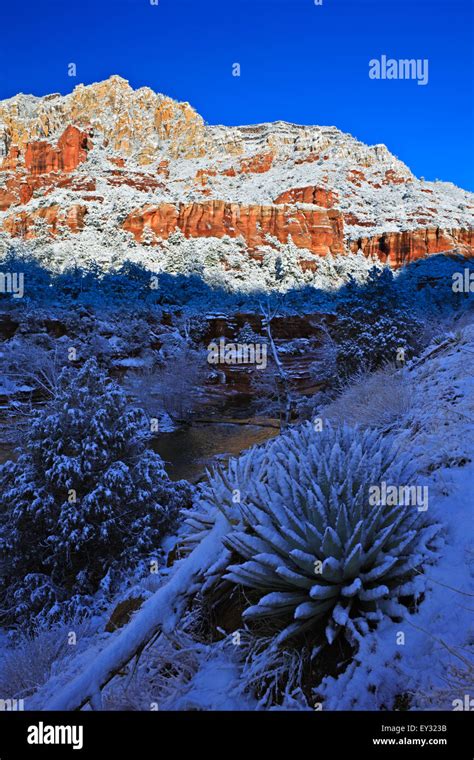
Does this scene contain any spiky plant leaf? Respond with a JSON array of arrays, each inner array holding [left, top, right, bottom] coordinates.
[[194, 422, 440, 644]]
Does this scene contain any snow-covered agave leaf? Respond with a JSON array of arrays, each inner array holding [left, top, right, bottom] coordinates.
[[289, 547, 320, 575], [363, 516, 405, 566], [254, 552, 287, 572], [278, 523, 310, 553], [252, 524, 293, 555], [239, 500, 272, 530], [340, 577, 362, 597], [308, 481, 329, 518], [303, 522, 324, 555], [224, 560, 281, 589], [281, 500, 310, 537], [322, 556, 344, 583], [360, 555, 398, 583], [307, 494, 324, 521], [394, 574, 426, 598], [384, 528, 418, 557], [378, 502, 410, 532], [223, 531, 266, 560], [273, 619, 314, 646], [325, 618, 339, 645], [243, 591, 308, 619], [275, 565, 314, 589], [294, 598, 335, 620], [345, 519, 363, 554], [358, 584, 389, 601], [382, 558, 417, 580], [335, 505, 351, 546], [309, 583, 341, 600], [343, 543, 363, 579], [363, 502, 386, 542], [331, 602, 351, 627], [255, 590, 307, 609], [322, 526, 343, 559], [379, 599, 405, 618]]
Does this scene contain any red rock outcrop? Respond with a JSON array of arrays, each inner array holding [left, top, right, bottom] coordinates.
[[383, 169, 409, 185], [239, 152, 274, 174], [157, 160, 170, 178], [344, 212, 375, 227], [0, 172, 96, 212], [195, 168, 217, 186], [274, 186, 339, 208], [1, 146, 21, 171], [350, 227, 474, 266], [347, 169, 366, 186], [3, 204, 87, 238], [0, 179, 22, 211], [0, 126, 94, 212], [105, 171, 165, 192], [295, 153, 320, 166], [197, 153, 274, 182], [123, 201, 345, 255], [24, 126, 92, 175]]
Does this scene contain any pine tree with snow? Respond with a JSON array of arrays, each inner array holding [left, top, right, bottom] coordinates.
[[0, 358, 191, 627]]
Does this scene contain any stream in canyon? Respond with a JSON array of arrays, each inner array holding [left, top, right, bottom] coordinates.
[[0, 407, 279, 484], [152, 420, 279, 482]]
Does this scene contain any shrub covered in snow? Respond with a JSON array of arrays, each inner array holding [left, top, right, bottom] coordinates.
[[0, 618, 96, 701], [330, 308, 426, 376], [328, 269, 429, 376], [199, 423, 439, 645], [0, 358, 191, 628], [320, 365, 415, 430]]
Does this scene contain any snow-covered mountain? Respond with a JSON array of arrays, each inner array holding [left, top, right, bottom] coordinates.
[[0, 75, 472, 289]]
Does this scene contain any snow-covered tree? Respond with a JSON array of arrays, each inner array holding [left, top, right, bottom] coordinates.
[[318, 268, 429, 377], [126, 346, 207, 423], [236, 321, 265, 346], [254, 299, 295, 430], [0, 358, 191, 627]]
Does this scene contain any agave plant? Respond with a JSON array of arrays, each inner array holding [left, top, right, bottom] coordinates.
[[199, 423, 439, 645]]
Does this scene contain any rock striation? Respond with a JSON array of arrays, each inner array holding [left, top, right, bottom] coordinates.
[[0, 75, 472, 284]]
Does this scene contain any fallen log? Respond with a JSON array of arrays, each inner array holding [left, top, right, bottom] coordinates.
[[42, 511, 230, 711]]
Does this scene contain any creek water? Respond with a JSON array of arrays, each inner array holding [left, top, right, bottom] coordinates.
[[152, 421, 278, 482], [0, 404, 279, 484]]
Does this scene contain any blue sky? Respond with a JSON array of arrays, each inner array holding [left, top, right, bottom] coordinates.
[[1, 0, 472, 189]]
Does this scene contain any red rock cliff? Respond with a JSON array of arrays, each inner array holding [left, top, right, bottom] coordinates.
[[24, 126, 92, 175], [274, 186, 339, 208], [3, 204, 87, 238], [123, 201, 345, 256], [350, 227, 474, 266]]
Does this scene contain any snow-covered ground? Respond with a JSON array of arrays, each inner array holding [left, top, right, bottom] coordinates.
[[10, 315, 471, 712], [318, 326, 474, 709]]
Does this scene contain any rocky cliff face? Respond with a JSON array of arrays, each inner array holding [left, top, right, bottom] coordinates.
[[0, 76, 472, 289], [24, 125, 92, 175], [123, 201, 344, 256], [0, 76, 208, 162], [350, 227, 474, 266], [3, 204, 87, 238]]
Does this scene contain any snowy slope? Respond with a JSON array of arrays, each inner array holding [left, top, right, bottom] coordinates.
[[318, 325, 474, 710], [22, 318, 474, 712]]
